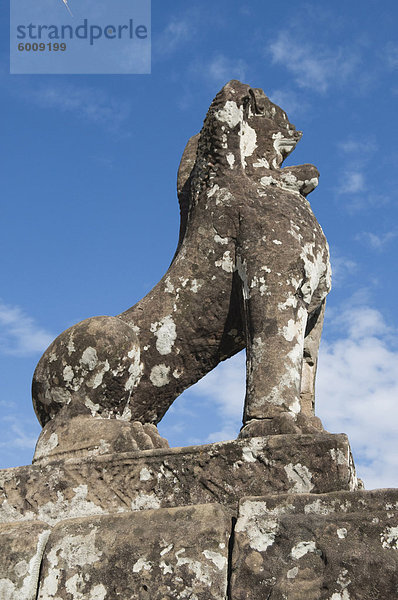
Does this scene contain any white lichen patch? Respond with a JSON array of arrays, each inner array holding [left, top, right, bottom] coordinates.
[[260, 175, 278, 187], [130, 492, 161, 511], [300, 242, 330, 304], [132, 557, 153, 573], [164, 276, 175, 293], [190, 279, 203, 293], [253, 157, 270, 168], [381, 525, 398, 549], [84, 398, 100, 417], [214, 234, 229, 245], [67, 337, 75, 354], [226, 153, 235, 168], [282, 319, 299, 342], [150, 315, 177, 355], [215, 100, 242, 128], [150, 364, 170, 387], [330, 591, 350, 600], [160, 544, 174, 556], [304, 499, 333, 516], [86, 360, 110, 390], [207, 184, 220, 199], [43, 527, 102, 600], [80, 347, 98, 370], [330, 448, 348, 466], [250, 275, 268, 296], [139, 467, 153, 482], [159, 560, 173, 575], [37, 484, 104, 525], [291, 540, 317, 559], [215, 250, 234, 273], [64, 574, 107, 600], [240, 121, 257, 167], [175, 549, 213, 585], [63, 365, 74, 383], [278, 295, 298, 311], [235, 500, 279, 552], [284, 463, 314, 493], [287, 566, 299, 579], [202, 550, 227, 570], [0, 529, 50, 600], [242, 438, 268, 463]]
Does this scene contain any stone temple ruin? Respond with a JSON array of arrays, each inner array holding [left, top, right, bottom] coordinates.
[[1, 80, 397, 599]]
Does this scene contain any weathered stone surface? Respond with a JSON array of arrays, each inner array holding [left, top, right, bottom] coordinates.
[[33, 414, 169, 465], [32, 80, 331, 444], [0, 520, 50, 599], [0, 434, 357, 525], [230, 489, 398, 599], [37, 504, 230, 600]]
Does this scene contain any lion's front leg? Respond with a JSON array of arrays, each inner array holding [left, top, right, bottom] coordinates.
[[237, 250, 308, 435]]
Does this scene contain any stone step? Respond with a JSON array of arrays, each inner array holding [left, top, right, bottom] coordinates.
[[0, 433, 357, 526]]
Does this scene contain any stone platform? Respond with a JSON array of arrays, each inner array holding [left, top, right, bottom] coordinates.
[[0, 433, 356, 525], [1, 435, 397, 599]]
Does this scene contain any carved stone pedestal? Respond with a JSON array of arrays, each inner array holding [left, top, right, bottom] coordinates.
[[0, 434, 397, 599]]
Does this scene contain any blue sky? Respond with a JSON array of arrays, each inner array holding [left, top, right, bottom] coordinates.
[[1, 0, 397, 489]]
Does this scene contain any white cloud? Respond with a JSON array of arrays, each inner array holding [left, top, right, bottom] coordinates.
[[0, 416, 39, 451], [268, 89, 308, 118], [30, 84, 130, 132], [154, 15, 195, 59], [317, 303, 398, 489], [330, 252, 357, 288], [356, 231, 398, 251], [340, 171, 365, 194], [189, 55, 248, 88], [206, 55, 248, 85], [338, 139, 377, 156], [0, 301, 53, 356], [385, 42, 398, 69], [189, 352, 246, 423], [268, 31, 358, 93]]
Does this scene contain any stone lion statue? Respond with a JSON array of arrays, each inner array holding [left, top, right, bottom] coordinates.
[[32, 80, 331, 459]]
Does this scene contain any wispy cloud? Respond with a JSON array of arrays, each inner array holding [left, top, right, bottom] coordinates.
[[385, 42, 398, 70], [154, 14, 197, 59], [336, 137, 383, 210], [268, 89, 308, 118], [330, 252, 357, 288], [0, 301, 53, 356], [0, 416, 39, 450], [356, 230, 398, 251], [340, 171, 366, 194], [268, 31, 359, 93], [190, 55, 248, 87], [29, 84, 130, 133]]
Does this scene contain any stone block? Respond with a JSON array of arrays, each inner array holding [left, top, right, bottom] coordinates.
[[0, 520, 50, 600], [230, 489, 398, 599], [0, 434, 357, 525], [37, 503, 230, 600]]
